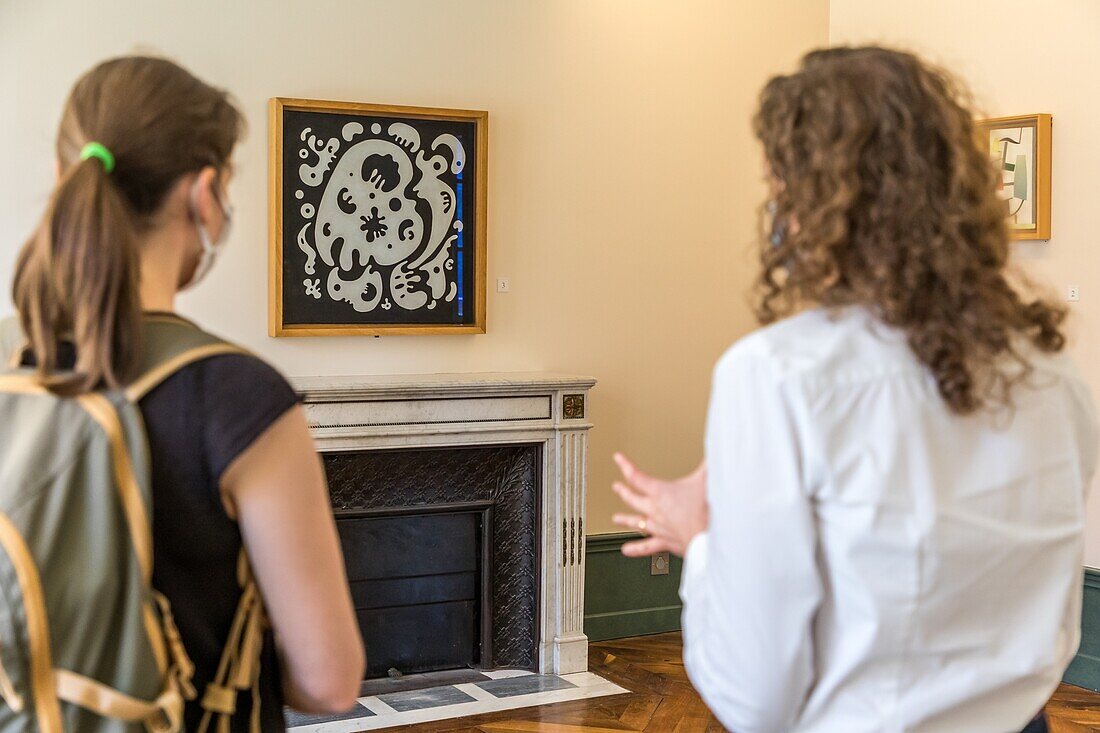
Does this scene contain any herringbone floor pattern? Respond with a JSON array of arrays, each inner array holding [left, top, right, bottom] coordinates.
[[370, 632, 1100, 732], [1049, 684, 1100, 733]]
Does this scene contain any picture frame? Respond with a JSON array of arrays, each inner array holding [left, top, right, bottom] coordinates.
[[269, 97, 488, 336], [977, 113, 1052, 241]]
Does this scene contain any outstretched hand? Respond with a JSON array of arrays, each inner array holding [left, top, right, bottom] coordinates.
[[611, 454, 709, 558]]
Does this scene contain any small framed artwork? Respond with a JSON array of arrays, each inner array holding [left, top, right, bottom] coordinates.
[[269, 98, 487, 336], [977, 113, 1052, 241]]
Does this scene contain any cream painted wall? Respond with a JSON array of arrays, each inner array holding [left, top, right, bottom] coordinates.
[[0, 1, 829, 533], [830, 0, 1100, 565]]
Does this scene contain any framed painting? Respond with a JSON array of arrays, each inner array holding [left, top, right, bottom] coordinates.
[[269, 98, 487, 336], [978, 113, 1052, 241]]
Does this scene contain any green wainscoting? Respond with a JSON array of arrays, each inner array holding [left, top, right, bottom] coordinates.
[[584, 532, 684, 641], [584, 537, 1100, 692], [1064, 568, 1100, 691]]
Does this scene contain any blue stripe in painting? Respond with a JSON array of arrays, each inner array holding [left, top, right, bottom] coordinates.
[[456, 176, 465, 319]]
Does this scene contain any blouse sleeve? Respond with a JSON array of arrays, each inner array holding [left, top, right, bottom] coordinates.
[[679, 348, 822, 733], [200, 354, 302, 487]]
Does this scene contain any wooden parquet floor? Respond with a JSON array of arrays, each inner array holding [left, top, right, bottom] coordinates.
[[1049, 684, 1100, 733], [375, 632, 1100, 732]]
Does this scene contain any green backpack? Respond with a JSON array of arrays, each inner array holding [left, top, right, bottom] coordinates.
[[0, 314, 268, 733]]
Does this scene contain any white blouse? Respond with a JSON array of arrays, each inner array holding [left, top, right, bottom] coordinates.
[[681, 307, 1098, 733]]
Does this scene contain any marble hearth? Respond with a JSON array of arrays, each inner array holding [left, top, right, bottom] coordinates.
[[291, 372, 597, 675]]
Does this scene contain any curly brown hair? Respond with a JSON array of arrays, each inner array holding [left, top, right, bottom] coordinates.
[[752, 46, 1065, 414]]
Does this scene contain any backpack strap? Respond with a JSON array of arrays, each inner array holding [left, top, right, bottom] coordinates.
[[125, 343, 243, 402], [0, 512, 62, 730], [55, 669, 185, 733], [197, 552, 267, 733], [0, 643, 23, 713], [127, 313, 248, 403], [0, 314, 247, 395], [67, 391, 198, 732], [133, 316, 269, 733]]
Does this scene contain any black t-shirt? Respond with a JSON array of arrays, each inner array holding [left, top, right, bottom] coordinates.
[[140, 352, 299, 732]]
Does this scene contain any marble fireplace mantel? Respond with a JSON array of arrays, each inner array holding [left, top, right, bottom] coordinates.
[[291, 372, 597, 675]]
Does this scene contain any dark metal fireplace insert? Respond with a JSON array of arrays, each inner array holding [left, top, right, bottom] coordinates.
[[324, 444, 541, 679]]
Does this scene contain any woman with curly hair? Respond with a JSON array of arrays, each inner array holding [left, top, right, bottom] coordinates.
[[612, 46, 1097, 733]]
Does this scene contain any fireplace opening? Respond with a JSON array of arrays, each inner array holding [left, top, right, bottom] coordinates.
[[325, 445, 541, 679], [338, 505, 492, 678]]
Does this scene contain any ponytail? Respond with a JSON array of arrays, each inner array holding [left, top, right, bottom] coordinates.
[[12, 155, 142, 394], [10, 55, 243, 395]]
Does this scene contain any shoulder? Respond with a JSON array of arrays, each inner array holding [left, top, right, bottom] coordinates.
[[140, 314, 299, 415], [184, 353, 300, 484], [713, 306, 921, 390], [191, 352, 301, 427], [197, 352, 295, 389], [142, 313, 291, 393]]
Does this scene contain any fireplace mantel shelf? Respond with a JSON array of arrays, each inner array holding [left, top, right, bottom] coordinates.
[[292, 371, 597, 403]]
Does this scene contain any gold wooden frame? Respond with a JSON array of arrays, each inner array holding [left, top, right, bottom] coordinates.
[[268, 97, 488, 336], [978, 113, 1052, 241]]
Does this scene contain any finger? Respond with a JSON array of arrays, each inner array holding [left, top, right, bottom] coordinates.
[[611, 513, 660, 535], [611, 512, 668, 536], [613, 482, 653, 516], [611, 513, 644, 529], [621, 537, 671, 558], [613, 453, 659, 495]]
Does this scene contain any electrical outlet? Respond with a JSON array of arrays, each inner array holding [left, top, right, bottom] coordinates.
[[496, 278, 511, 293], [651, 551, 670, 576], [1068, 285, 1080, 302]]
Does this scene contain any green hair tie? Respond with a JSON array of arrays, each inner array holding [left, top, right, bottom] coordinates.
[[79, 142, 115, 174]]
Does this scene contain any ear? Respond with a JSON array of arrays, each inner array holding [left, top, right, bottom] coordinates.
[[189, 165, 222, 226]]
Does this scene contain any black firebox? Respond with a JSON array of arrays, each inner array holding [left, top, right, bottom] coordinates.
[[324, 445, 541, 680], [338, 506, 492, 677]]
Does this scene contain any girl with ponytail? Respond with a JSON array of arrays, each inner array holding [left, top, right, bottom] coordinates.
[[8, 57, 363, 731]]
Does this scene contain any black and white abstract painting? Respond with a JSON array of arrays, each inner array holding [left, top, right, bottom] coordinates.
[[270, 99, 486, 335]]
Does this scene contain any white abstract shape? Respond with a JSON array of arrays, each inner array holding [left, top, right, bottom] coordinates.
[[294, 190, 304, 200], [445, 280, 458, 303], [409, 148, 460, 273], [342, 122, 364, 142], [326, 263, 382, 313], [388, 122, 421, 152], [390, 263, 429, 311], [315, 138, 424, 268], [430, 133, 466, 174], [298, 131, 341, 187], [296, 222, 317, 275], [304, 278, 322, 299], [371, 123, 382, 134], [299, 127, 312, 142], [300, 203, 315, 219], [416, 233, 456, 301]]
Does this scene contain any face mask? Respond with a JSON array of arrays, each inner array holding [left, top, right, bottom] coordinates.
[[183, 185, 233, 290]]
